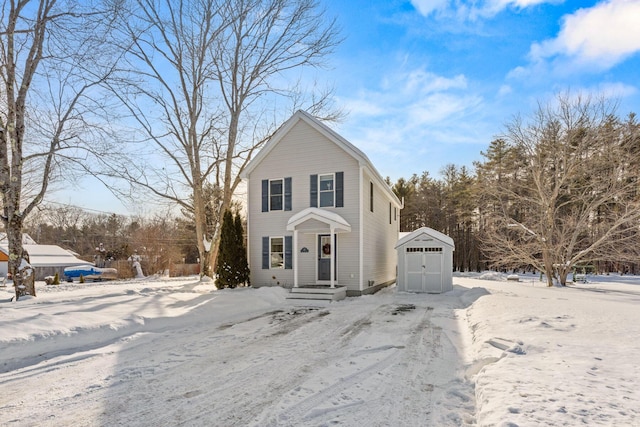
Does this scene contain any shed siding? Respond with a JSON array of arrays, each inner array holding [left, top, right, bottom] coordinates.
[[395, 229, 454, 293]]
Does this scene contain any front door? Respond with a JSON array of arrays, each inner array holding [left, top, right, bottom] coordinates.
[[317, 234, 336, 281]]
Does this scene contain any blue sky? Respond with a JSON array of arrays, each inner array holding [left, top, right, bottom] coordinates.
[[53, 0, 640, 215], [321, 0, 640, 182]]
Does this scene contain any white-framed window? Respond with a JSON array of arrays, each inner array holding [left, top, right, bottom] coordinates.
[[319, 173, 334, 207], [270, 237, 284, 269], [310, 172, 343, 209], [270, 179, 283, 211]]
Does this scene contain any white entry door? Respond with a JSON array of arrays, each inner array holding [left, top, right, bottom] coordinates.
[[404, 247, 443, 293]]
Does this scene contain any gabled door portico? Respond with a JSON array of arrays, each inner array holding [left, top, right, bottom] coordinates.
[[286, 208, 351, 288]]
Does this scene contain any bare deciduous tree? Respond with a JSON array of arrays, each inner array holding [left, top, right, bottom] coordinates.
[[478, 94, 640, 286], [0, 0, 121, 299], [105, 0, 341, 279]]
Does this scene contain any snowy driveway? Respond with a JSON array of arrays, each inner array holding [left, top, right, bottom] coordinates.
[[0, 279, 477, 426]]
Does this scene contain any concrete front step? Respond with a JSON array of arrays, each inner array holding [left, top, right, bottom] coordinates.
[[286, 285, 346, 302]]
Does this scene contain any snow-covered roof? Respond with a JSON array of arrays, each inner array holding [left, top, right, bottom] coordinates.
[[395, 227, 455, 249], [0, 233, 38, 245], [286, 207, 351, 233], [0, 244, 88, 267]]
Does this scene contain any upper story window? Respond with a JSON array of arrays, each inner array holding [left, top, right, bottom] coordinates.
[[319, 174, 334, 207], [270, 179, 283, 211], [310, 172, 343, 208], [262, 177, 292, 212]]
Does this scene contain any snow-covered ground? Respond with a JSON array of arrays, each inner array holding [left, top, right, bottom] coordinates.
[[1, 273, 639, 426]]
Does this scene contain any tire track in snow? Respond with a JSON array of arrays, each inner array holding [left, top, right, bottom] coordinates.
[[258, 305, 438, 426], [103, 307, 334, 427]]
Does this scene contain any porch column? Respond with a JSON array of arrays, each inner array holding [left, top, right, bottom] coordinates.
[[293, 229, 299, 288], [330, 227, 335, 288]]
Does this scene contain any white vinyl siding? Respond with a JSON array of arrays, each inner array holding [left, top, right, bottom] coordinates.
[[362, 168, 399, 290], [246, 119, 361, 291]]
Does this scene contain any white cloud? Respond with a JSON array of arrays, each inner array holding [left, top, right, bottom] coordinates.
[[404, 69, 468, 94], [530, 0, 640, 69], [595, 82, 637, 98], [410, 0, 558, 19], [498, 84, 513, 96], [334, 65, 487, 179], [340, 97, 386, 117], [410, 0, 450, 16]]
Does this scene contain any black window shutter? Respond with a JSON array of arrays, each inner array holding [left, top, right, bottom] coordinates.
[[284, 177, 292, 211], [284, 236, 293, 269], [261, 180, 269, 212], [335, 172, 344, 207], [310, 174, 318, 207], [262, 237, 269, 269]]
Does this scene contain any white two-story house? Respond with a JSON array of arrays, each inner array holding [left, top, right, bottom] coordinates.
[[241, 110, 402, 297]]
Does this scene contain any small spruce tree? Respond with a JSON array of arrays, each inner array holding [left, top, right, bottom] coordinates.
[[215, 210, 236, 289], [234, 212, 250, 286], [215, 210, 250, 288]]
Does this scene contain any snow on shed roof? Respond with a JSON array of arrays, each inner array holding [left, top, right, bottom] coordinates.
[[395, 227, 455, 249]]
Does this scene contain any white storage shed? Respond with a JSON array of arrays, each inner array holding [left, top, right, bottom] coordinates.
[[395, 227, 454, 293]]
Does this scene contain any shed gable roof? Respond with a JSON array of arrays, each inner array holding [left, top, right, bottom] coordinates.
[[395, 227, 455, 249]]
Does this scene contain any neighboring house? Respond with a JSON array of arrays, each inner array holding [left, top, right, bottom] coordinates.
[[241, 110, 402, 296], [0, 233, 88, 280]]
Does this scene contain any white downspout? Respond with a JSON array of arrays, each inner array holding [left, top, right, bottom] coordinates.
[[293, 229, 298, 288], [330, 227, 335, 288], [359, 165, 364, 292]]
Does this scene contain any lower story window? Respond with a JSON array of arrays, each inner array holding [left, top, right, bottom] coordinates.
[[262, 236, 292, 270], [270, 237, 284, 269]]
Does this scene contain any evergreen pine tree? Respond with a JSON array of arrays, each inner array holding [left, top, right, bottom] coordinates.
[[215, 210, 235, 289], [234, 212, 250, 286]]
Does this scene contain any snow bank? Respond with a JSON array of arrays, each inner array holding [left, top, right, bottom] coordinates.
[[456, 273, 640, 425], [1, 273, 639, 426]]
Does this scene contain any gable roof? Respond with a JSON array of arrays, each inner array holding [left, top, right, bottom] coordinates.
[[286, 207, 351, 233], [395, 227, 455, 249], [0, 233, 37, 245], [241, 110, 402, 207], [0, 244, 88, 267]]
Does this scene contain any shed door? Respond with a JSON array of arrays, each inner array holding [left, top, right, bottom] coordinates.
[[405, 248, 424, 292], [404, 247, 443, 292], [423, 249, 443, 293]]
